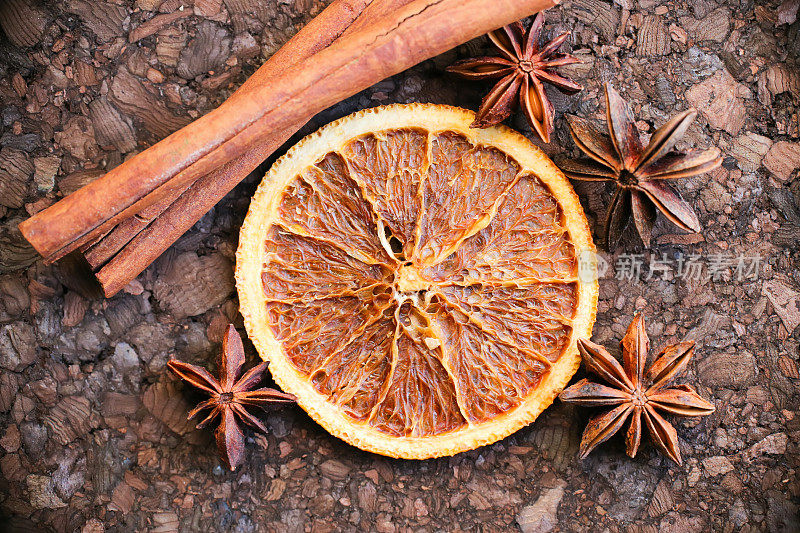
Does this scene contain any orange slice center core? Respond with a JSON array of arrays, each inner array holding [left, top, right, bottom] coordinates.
[[394, 263, 431, 293], [243, 112, 593, 451]]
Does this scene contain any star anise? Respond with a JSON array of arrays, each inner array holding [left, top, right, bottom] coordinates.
[[560, 83, 723, 248], [446, 13, 582, 142], [167, 324, 295, 470], [559, 314, 715, 464]]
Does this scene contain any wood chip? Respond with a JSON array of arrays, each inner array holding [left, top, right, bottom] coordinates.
[[136, 0, 163, 10], [0, 147, 33, 209], [146, 67, 165, 83], [101, 392, 141, 419], [33, 155, 61, 193], [152, 251, 234, 318], [177, 21, 231, 79], [570, 0, 620, 42], [668, 23, 687, 44], [0, 228, 38, 274], [195, 0, 227, 21], [778, 355, 799, 379], [265, 478, 286, 501], [685, 69, 747, 135], [206, 311, 231, 343], [62, 291, 89, 328], [765, 64, 800, 98], [730, 132, 772, 173], [28, 376, 58, 405], [26, 474, 67, 509], [89, 97, 138, 153], [109, 67, 190, 138], [57, 168, 105, 196], [150, 512, 179, 533], [0, 0, 48, 48], [647, 479, 674, 517], [65, 0, 127, 43], [129, 9, 192, 43], [73, 59, 99, 86], [754, 4, 779, 27], [777, 0, 800, 25], [124, 471, 149, 492], [320, 459, 351, 481], [758, 64, 800, 107], [0, 276, 29, 321], [223, 0, 270, 34], [105, 295, 141, 338], [81, 518, 105, 533], [637, 15, 669, 56], [54, 116, 98, 160], [681, 8, 730, 43], [529, 409, 578, 469], [142, 379, 196, 436], [0, 322, 36, 371], [0, 373, 18, 412], [742, 432, 787, 460], [357, 481, 378, 512], [28, 278, 56, 304], [1, 453, 26, 482], [44, 396, 98, 445], [763, 278, 800, 333], [159, 0, 191, 12], [1, 132, 40, 152], [763, 141, 800, 182], [697, 352, 757, 389], [12, 73, 27, 97], [108, 482, 135, 513], [156, 25, 187, 67], [126, 49, 151, 78], [516, 481, 567, 533], [702, 456, 735, 476]]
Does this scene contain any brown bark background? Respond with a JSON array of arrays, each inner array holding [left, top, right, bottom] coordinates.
[[0, 0, 799, 531]]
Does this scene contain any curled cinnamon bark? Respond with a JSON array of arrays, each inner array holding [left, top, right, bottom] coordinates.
[[84, 0, 423, 286], [82, 0, 404, 273], [20, 0, 557, 297], [21, 0, 382, 262]]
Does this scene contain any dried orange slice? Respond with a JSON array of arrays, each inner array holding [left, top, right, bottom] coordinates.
[[236, 104, 598, 459]]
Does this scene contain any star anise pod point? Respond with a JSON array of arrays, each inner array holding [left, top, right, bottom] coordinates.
[[561, 83, 723, 248], [560, 314, 715, 465], [446, 13, 582, 142], [167, 324, 295, 470]]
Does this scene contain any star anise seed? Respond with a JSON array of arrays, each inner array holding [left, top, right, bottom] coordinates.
[[560, 83, 723, 248], [559, 314, 715, 464], [446, 13, 582, 142], [167, 324, 295, 470]]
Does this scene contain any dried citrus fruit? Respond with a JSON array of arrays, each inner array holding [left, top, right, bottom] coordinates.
[[236, 104, 598, 459]]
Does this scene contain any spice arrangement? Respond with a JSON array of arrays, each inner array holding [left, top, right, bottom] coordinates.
[[15, 2, 724, 469], [9, 0, 797, 528]]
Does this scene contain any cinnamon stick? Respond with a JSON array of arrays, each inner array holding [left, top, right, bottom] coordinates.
[[82, 0, 419, 273], [19, 0, 385, 262], [21, 0, 558, 297]]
